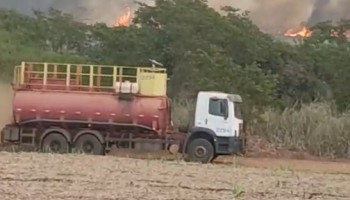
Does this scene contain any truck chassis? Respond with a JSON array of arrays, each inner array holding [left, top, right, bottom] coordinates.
[[1, 120, 245, 163]]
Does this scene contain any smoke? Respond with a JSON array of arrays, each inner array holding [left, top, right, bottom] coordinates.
[[207, 0, 350, 33], [0, 0, 152, 25], [308, 0, 350, 25], [308, 0, 330, 25], [207, 0, 253, 12], [231, 0, 350, 31], [206, 0, 350, 32], [0, 0, 53, 14], [248, 0, 314, 33], [47, 0, 155, 25], [0, 82, 13, 131], [0, 0, 350, 32]]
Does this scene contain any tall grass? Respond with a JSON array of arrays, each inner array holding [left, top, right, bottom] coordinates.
[[250, 102, 350, 158], [172, 99, 350, 159]]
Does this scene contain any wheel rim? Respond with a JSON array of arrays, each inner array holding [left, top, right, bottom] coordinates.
[[194, 146, 207, 157], [82, 141, 94, 153], [50, 140, 61, 152]]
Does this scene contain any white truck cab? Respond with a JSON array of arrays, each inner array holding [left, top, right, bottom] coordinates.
[[183, 91, 245, 163]]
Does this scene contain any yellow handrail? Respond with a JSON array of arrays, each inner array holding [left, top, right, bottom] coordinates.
[[12, 61, 168, 95]]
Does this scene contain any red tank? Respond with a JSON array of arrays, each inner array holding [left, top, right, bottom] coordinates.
[[12, 90, 172, 133]]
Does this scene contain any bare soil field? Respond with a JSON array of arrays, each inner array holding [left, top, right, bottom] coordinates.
[[0, 152, 350, 200]]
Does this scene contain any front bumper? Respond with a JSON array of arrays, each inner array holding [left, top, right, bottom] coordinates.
[[216, 136, 246, 155]]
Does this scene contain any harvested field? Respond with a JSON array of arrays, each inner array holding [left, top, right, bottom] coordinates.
[[0, 152, 350, 200]]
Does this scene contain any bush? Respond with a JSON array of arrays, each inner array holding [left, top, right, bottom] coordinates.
[[171, 98, 196, 132]]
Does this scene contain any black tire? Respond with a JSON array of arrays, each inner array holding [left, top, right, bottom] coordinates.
[[74, 134, 104, 155], [186, 138, 214, 163], [41, 133, 70, 154], [238, 138, 247, 156]]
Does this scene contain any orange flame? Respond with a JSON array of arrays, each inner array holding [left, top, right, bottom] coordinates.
[[115, 7, 131, 27], [284, 22, 312, 38], [284, 22, 350, 40]]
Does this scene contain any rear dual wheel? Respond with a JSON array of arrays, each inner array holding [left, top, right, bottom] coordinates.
[[74, 134, 104, 155], [41, 133, 70, 154], [41, 133, 104, 155]]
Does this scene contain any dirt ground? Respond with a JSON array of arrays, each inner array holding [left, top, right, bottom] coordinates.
[[0, 152, 349, 200], [1, 80, 350, 199]]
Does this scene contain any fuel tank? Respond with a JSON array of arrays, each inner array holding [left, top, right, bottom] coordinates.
[[13, 91, 171, 133]]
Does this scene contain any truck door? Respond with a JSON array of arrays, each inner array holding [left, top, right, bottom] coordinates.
[[206, 98, 232, 137]]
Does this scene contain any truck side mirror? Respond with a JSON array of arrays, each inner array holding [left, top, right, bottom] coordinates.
[[224, 110, 228, 120], [220, 100, 229, 120]]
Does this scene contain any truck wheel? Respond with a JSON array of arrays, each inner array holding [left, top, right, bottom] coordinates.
[[74, 134, 104, 155], [41, 133, 70, 154], [186, 138, 214, 163], [241, 138, 247, 155]]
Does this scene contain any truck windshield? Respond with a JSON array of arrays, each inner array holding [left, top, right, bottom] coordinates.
[[234, 103, 243, 119]]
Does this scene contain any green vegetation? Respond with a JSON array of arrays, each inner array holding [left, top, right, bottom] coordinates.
[[1, 0, 350, 158], [250, 102, 350, 158]]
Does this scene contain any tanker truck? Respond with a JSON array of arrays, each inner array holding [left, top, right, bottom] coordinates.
[[0, 61, 246, 163]]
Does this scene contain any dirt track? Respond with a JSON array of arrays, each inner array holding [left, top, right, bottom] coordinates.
[[0, 152, 349, 200]]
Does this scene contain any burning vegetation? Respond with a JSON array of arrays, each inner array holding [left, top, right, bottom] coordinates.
[[112, 6, 350, 41], [115, 7, 131, 27], [284, 21, 350, 40], [284, 22, 312, 38]]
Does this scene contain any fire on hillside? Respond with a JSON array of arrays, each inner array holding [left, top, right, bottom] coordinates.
[[284, 22, 350, 40], [115, 6, 131, 27], [114, 7, 350, 41]]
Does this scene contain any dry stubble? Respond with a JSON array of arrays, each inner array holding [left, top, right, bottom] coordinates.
[[0, 152, 349, 200]]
